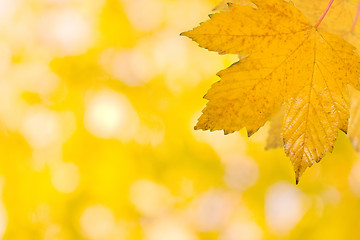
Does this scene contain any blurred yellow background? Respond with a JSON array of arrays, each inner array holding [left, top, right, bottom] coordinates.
[[0, 0, 360, 239]]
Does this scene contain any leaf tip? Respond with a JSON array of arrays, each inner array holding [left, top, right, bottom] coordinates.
[[180, 30, 194, 38], [247, 127, 260, 137], [294, 164, 306, 185], [179, 31, 187, 37], [295, 169, 302, 184]]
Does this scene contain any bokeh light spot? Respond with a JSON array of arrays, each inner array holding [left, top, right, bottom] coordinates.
[[80, 205, 116, 240], [189, 190, 236, 232], [220, 221, 263, 240], [121, 0, 164, 32], [39, 9, 94, 56], [51, 162, 79, 193], [223, 155, 259, 191], [130, 179, 173, 217], [84, 89, 139, 140], [144, 218, 196, 240], [99, 48, 154, 86], [265, 182, 308, 236], [21, 107, 60, 149]]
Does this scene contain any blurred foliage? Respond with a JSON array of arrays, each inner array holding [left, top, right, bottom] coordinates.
[[0, 0, 360, 239]]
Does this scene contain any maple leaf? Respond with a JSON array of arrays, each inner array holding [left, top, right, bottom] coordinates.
[[260, 0, 360, 153], [293, 0, 360, 154], [286, 0, 360, 154], [214, 0, 360, 153], [182, 0, 360, 183], [289, 0, 360, 153]]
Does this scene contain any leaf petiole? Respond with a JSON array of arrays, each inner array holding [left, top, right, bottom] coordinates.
[[314, 0, 335, 28], [351, 0, 360, 33]]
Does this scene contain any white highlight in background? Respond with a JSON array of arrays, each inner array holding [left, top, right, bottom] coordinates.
[[80, 205, 116, 240], [51, 162, 79, 193], [265, 182, 308, 236], [38, 9, 94, 56], [130, 179, 173, 217], [84, 89, 139, 140]]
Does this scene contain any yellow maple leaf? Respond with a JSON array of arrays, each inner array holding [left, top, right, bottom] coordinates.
[[289, 0, 360, 153], [182, 0, 360, 183], [214, 0, 360, 153], [259, 0, 360, 153]]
